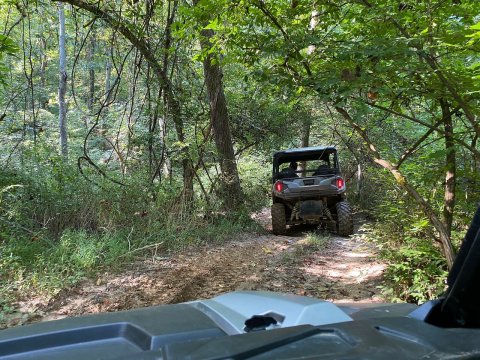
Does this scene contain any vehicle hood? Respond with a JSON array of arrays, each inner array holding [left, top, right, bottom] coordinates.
[[2, 290, 479, 359]]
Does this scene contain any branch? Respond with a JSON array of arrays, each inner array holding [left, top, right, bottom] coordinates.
[[358, 0, 480, 137], [335, 106, 455, 268], [57, 0, 189, 183], [77, 155, 125, 186], [253, 1, 312, 77], [57, 0, 164, 79], [362, 100, 480, 158], [396, 103, 462, 168], [396, 126, 438, 169]]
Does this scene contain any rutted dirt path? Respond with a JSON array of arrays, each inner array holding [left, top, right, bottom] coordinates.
[[7, 209, 386, 327]]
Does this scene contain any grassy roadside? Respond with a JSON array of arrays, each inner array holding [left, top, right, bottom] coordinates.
[[0, 206, 264, 325]]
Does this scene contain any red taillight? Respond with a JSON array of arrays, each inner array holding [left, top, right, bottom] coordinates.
[[274, 181, 286, 192], [336, 178, 345, 189]]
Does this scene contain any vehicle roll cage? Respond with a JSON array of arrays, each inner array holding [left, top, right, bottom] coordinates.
[[272, 146, 339, 183]]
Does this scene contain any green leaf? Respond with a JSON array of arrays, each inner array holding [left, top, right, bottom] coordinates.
[[0, 35, 19, 55], [204, 18, 222, 31], [471, 22, 480, 30]]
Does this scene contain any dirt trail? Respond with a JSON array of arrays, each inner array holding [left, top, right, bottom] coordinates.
[[8, 209, 386, 326]]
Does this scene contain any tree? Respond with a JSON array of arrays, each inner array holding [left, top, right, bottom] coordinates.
[[193, 0, 243, 208], [335, 106, 456, 268], [58, 2, 68, 158], [200, 33, 243, 208]]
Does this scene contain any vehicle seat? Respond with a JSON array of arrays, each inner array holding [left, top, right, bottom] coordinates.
[[276, 169, 298, 180], [312, 164, 330, 176]]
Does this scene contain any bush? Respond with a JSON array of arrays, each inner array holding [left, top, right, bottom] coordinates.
[[369, 194, 449, 304], [377, 236, 448, 303], [237, 154, 272, 210], [0, 153, 263, 315], [0, 229, 129, 302]]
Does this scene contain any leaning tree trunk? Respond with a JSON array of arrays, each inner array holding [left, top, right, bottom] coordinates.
[[199, 28, 243, 209], [335, 106, 456, 269], [440, 99, 456, 239], [58, 2, 68, 158]]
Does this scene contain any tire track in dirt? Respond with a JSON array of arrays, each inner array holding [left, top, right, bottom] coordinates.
[[5, 210, 386, 327]]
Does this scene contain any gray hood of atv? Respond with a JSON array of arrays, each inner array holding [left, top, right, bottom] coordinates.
[[189, 291, 354, 334], [190, 291, 416, 334], [0, 290, 442, 360]]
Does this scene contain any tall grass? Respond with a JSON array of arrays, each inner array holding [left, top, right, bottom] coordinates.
[[0, 158, 262, 317]]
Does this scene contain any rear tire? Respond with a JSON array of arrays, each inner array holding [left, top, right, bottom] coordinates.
[[336, 201, 354, 236], [271, 203, 287, 235]]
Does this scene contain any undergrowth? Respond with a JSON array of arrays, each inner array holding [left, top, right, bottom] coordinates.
[[352, 165, 478, 305], [0, 162, 264, 319], [373, 228, 449, 304], [367, 197, 464, 304]]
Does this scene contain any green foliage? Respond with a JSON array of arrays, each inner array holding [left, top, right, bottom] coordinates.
[[237, 154, 272, 210], [0, 229, 130, 312], [370, 193, 449, 304], [0, 147, 263, 314], [0, 34, 18, 85], [380, 244, 448, 304]]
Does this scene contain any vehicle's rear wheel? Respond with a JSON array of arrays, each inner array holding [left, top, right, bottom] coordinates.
[[271, 203, 287, 235], [336, 201, 354, 236]]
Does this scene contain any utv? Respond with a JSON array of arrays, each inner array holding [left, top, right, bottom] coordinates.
[[271, 146, 354, 236]]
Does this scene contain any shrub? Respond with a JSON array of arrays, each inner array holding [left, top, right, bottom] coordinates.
[[370, 194, 449, 304]]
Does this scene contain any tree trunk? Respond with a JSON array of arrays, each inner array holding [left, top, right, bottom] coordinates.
[[104, 43, 112, 103], [356, 163, 362, 196], [39, 36, 48, 109], [299, 119, 310, 176], [296, 7, 317, 176], [87, 28, 95, 111], [158, 115, 171, 178], [335, 106, 456, 269], [159, 0, 193, 202], [440, 99, 456, 239], [300, 120, 310, 148], [58, 2, 68, 158], [307, 9, 319, 54], [199, 28, 243, 208]]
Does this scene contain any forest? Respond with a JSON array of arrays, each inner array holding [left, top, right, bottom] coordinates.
[[0, 0, 479, 325]]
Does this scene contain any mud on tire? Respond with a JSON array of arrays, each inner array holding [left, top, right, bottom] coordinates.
[[271, 203, 287, 235], [336, 201, 354, 236]]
